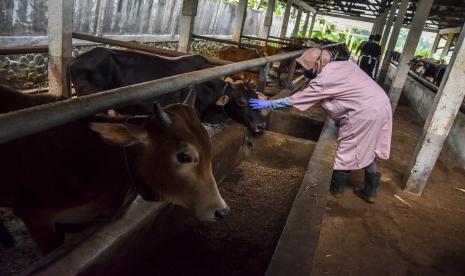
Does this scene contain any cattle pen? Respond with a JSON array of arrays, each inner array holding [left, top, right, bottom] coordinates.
[[1, 0, 465, 276]]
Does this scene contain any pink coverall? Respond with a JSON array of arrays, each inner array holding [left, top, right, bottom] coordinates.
[[288, 60, 392, 170]]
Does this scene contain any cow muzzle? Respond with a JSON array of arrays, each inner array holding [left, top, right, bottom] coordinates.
[[214, 204, 230, 221]]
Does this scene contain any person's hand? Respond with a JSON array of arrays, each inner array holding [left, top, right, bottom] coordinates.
[[248, 98, 271, 109]]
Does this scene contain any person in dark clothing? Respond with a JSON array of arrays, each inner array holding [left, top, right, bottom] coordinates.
[[357, 34, 382, 79]]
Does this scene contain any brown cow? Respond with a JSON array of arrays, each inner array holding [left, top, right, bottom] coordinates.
[[218, 45, 261, 62], [219, 46, 264, 88], [0, 85, 229, 253], [260, 45, 284, 57], [218, 45, 286, 88]]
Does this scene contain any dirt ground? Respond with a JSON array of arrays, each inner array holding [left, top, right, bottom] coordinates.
[[0, 209, 41, 276], [137, 160, 305, 276], [313, 103, 465, 276]]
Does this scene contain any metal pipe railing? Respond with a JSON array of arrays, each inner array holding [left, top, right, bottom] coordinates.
[[72, 33, 240, 67], [73, 32, 187, 57], [268, 35, 292, 41], [0, 45, 48, 55], [240, 35, 297, 47], [0, 49, 305, 144], [192, 34, 261, 49]]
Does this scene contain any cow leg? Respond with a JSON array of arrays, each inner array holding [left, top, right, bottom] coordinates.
[[0, 219, 15, 247], [15, 209, 64, 254]]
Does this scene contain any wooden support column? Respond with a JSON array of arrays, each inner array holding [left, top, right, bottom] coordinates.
[[280, 0, 293, 39], [308, 12, 316, 37], [47, 0, 73, 98], [292, 6, 303, 37], [232, 0, 248, 43], [260, 0, 276, 45], [178, 0, 198, 53], [388, 0, 434, 112], [372, 10, 388, 35], [257, 63, 271, 93], [429, 32, 441, 57], [377, 0, 409, 84], [302, 11, 310, 38], [380, 0, 399, 52], [403, 24, 465, 195], [440, 32, 455, 59]]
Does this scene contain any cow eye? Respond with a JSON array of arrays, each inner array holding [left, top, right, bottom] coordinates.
[[238, 98, 248, 107], [177, 152, 193, 163]]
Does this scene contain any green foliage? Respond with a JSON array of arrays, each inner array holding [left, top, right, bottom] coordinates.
[[415, 48, 431, 57]]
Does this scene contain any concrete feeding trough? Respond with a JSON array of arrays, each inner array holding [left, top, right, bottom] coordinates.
[[19, 107, 337, 276]]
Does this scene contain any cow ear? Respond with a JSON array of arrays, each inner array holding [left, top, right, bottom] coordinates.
[[216, 95, 229, 106], [223, 76, 235, 83], [256, 92, 267, 100], [183, 86, 196, 107], [90, 123, 147, 147]]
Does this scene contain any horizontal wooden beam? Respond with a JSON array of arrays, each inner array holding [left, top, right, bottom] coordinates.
[[439, 26, 462, 34], [320, 11, 375, 23], [293, 0, 316, 13]]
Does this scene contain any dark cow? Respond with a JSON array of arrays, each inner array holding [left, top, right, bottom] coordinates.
[[408, 57, 447, 86], [69, 47, 266, 132], [0, 85, 228, 253]]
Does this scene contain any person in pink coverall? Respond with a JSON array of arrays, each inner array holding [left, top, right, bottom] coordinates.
[[249, 48, 392, 203]]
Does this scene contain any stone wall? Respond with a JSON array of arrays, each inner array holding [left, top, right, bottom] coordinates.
[[0, 39, 233, 90]]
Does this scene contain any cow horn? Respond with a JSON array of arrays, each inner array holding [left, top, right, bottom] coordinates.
[[183, 86, 196, 107], [152, 102, 172, 128]]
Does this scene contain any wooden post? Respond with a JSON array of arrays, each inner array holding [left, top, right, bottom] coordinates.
[[178, 0, 198, 53], [260, 0, 276, 45], [380, 0, 399, 52], [47, 0, 73, 98], [429, 32, 441, 57], [301, 11, 310, 38], [388, 0, 434, 112], [232, 0, 248, 43], [377, 0, 409, 84], [403, 24, 465, 195], [292, 6, 303, 37], [348, 35, 354, 50], [308, 12, 316, 37], [346, 28, 352, 44], [280, 0, 293, 39], [257, 63, 270, 93], [440, 32, 455, 59], [287, 59, 297, 83]]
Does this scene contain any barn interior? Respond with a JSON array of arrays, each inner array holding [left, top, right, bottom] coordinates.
[[1, 0, 465, 275]]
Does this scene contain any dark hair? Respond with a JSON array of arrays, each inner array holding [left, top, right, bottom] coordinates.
[[368, 34, 375, 41], [374, 34, 381, 42]]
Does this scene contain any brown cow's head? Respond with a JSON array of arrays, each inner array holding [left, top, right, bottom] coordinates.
[[90, 92, 229, 221]]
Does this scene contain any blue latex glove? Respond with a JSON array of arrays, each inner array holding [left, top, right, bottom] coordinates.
[[249, 98, 271, 109]]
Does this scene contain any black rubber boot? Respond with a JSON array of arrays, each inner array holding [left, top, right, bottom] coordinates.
[[330, 170, 350, 198], [354, 171, 381, 203]]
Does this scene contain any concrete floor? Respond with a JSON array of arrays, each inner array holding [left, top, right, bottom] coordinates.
[[312, 103, 465, 276]]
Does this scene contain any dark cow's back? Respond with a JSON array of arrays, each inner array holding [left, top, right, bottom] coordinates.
[[70, 47, 212, 96]]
